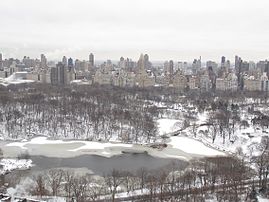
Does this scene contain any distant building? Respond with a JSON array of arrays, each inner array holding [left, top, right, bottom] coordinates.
[[135, 54, 155, 87], [243, 73, 269, 91], [199, 72, 212, 91], [40, 54, 47, 69], [62, 56, 67, 67], [188, 76, 197, 89], [119, 57, 126, 69], [261, 73, 269, 91], [192, 57, 201, 74], [172, 71, 187, 90], [216, 73, 238, 91], [243, 76, 261, 91], [169, 60, 174, 76], [50, 67, 58, 85], [50, 62, 71, 85], [68, 58, 73, 68], [89, 53, 94, 67], [206, 61, 218, 72]]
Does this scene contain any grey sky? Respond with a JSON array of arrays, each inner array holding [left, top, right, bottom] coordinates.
[[0, 0, 269, 62]]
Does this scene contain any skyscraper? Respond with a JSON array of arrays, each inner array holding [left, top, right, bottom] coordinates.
[[169, 60, 174, 75], [50, 66, 58, 85], [138, 54, 145, 71], [144, 54, 150, 69], [68, 58, 73, 68], [221, 56, 226, 67], [235, 55, 240, 71], [89, 53, 94, 67], [62, 56, 67, 67], [40, 54, 47, 69], [57, 62, 67, 85]]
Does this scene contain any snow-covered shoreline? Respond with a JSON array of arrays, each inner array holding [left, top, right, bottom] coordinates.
[[0, 158, 33, 175]]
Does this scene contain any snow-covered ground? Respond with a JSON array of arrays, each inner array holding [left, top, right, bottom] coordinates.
[[169, 136, 224, 156], [0, 158, 33, 174], [157, 118, 182, 136], [258, 196, 269, 202]]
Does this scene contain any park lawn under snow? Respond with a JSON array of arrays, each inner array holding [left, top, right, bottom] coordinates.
[[157, 118, 183, 136], [169, 136, 225, 156]]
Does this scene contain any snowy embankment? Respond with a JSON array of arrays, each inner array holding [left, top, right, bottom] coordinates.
[[0, 158, 33, 174]]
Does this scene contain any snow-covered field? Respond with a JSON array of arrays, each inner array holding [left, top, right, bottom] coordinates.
[[169, 136, 224, 156], [157, 118, 182, 136]]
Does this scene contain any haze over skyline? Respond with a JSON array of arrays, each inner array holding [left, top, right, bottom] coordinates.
[[1, 0, 269, 62]]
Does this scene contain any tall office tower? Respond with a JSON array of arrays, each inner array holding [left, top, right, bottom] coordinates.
[[221, 56, 226, 67], [138, 54, 145, 71], [89, 53, 94, 67], [68, 58, 73, 68], [192, 57, 201, 74], [144, 54, 149, 69], [235, 55, 241, 71], [169, 60, 174, 75], [57, 62, 67, 85], [62, 56, 67, 67], [40, 54, 47, 69]]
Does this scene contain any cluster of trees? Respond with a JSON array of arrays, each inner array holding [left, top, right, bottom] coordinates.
[[0, 84, 164, 143], [185, 94, 269, 145], [1, 83, 268, 145]]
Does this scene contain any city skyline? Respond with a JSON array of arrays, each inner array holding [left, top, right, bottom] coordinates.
[[1, 0, 269, 61]]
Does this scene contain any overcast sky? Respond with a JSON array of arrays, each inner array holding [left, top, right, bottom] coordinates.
[[0, 0, 269, 62]]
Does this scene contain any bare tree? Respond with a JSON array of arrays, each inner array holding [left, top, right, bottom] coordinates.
[[31, 174, 48, 199], [46, 169, 64, 196]]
